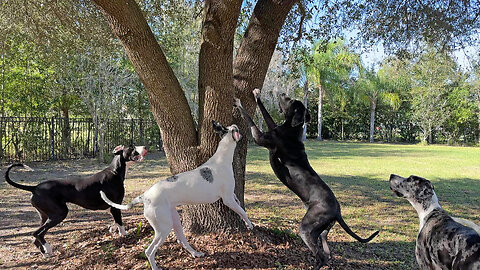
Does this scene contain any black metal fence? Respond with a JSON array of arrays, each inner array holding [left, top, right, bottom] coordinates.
[[0, 117, 162, 163]]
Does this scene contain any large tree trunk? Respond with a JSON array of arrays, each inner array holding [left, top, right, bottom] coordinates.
[[93, 0, 296, 233], [341, 118, 344, 141], [317, 84, 323, 141], [369, 98, 376, 143], [182, 0, 244, 233]]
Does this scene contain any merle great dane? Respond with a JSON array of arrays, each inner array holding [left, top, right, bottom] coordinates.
[[234, 89, 379, 269], [4, 145, 147, 257], [390, 174, 480, 269]]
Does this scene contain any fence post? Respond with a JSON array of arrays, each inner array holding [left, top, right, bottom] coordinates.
[[50, 117, 55, 160]]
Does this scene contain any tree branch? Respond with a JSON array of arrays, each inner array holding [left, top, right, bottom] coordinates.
[[92, 0, 198, 173], [293, 0, 306, 43]]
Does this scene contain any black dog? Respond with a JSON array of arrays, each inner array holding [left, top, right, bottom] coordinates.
[[4, 145, 147, 257], [235, 90, 379, 269]]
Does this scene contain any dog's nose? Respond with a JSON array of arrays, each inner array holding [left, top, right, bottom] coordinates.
[[279, 93, 286, 97]]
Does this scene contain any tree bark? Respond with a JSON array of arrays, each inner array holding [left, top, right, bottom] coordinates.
[[182, 0, 244, 233], [0, 53, 5, 160], [369, 98, 376, 143], [477, 103, 480, 144], [341, 118, 344, 141], [317, 84, 323, 141]]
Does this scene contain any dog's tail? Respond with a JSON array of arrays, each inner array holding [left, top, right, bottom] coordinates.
[[100, 191, 143, 210], [4, 163, 36, 192], [336, 215, 379, 243]]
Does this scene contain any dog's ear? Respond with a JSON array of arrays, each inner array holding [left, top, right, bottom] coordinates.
[[421, 179, 434, 190], [417, 178, 434, 199], [291, 108, 306, 127], [113, 145, 124, 155], [212, 120, 228, 135]]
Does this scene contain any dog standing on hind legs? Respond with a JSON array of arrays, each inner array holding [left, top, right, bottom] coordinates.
[[101, 121, 253, 270], [4, 145, 147, 257], [234, 89, 379, 269]]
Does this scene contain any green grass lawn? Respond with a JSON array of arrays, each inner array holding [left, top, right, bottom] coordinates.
[[244, 140, 480, 269]]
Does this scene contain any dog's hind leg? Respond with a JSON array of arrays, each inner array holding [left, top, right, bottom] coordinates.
[[320, 221, 335, 260], [33, 206, 48, 225], [31, 201, 68, 257], [109, 207, 127, 236], [299, 207, 334, 270], [32, 206, 48, 254], [222, 195, 253, 229], [171, 207, 204, 258], [144, 205, 172, 270]]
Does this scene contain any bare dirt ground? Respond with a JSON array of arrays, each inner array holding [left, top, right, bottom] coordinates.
[[0, 152, 316, 270], [0, 147, 424, 270]]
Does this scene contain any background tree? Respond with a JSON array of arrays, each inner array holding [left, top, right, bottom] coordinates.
[[306, 39, 360, 140], [354, 67, 400, 142], [411, 48, 457, 143], [472, 59, 480, 144]]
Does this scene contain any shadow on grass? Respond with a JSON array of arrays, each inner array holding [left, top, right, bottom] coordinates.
[[246, 141, 442, 163], [247, 169, 480, 215], [328, 240, 417, 269]]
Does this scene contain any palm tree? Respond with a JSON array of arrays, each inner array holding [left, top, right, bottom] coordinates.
[[306, 39, 360, 141], [355, 67, 401, 142]]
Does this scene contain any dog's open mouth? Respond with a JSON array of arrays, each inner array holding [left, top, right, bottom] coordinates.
[[132, 147, 148, 162], [233, 130, 242, 142]]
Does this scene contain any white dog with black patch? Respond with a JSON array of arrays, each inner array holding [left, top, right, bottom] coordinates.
[[100, 121, 253, 270]]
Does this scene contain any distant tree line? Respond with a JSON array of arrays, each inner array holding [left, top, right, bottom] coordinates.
[[303, 41, 480, 145], [255, 39, 480, 146]]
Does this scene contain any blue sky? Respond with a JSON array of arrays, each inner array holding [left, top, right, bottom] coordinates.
[[361, 43, 478, 72]]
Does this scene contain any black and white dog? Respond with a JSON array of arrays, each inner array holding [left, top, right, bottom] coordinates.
[[100, 121, 253, 270], [234, 89, 379, 269], [4, 145, 147, 257], [389, 174, 480, 269]]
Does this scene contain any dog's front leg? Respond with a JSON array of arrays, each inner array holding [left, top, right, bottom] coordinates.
[[253, 89, 277, 131], [109, 207, 127, 236], [234, 98, 274, 148], [222, 195, 253, 230], [171, 207, 205, 258]]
